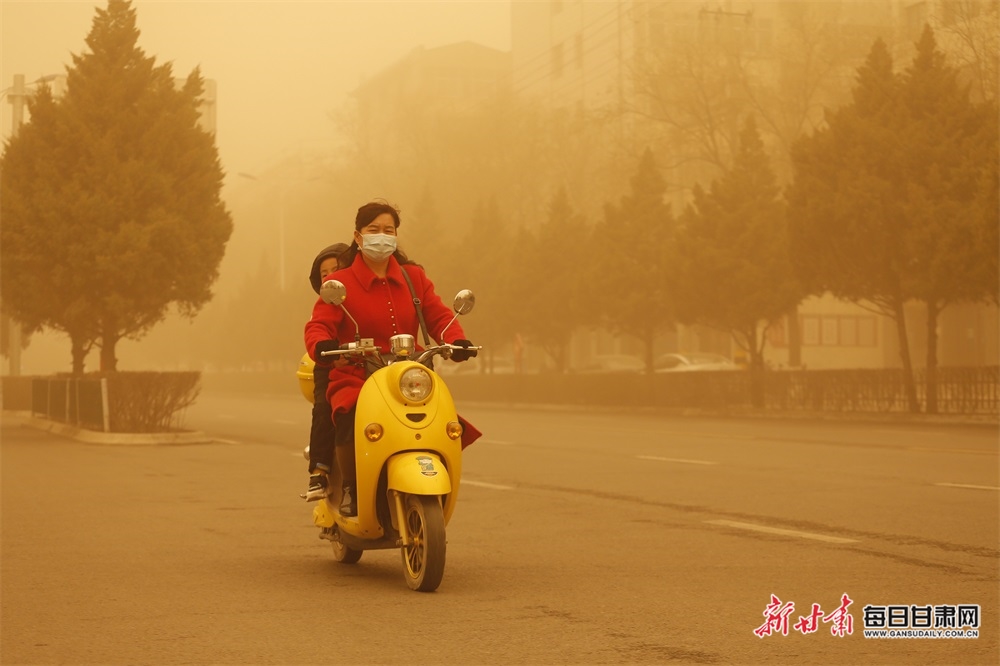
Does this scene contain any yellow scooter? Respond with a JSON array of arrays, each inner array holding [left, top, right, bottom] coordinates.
[[296, 280, 480, 592]]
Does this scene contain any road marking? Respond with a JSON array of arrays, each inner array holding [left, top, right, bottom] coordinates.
[[463, 480, 513, 490], [650, 430, 756, 441], [706, 520, 858, 544], [909, 447, 998, 456], [637, 455, 717, 465], [934, 482, 1000, 491]]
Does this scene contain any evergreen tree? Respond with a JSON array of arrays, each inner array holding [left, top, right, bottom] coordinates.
[[787, 38, 922, 411], [897, 26, 998, 412], [0, 0, 232, 373], [598, 148, 674, 372], [452, 197, 518, 371], [519, 187, 589, 372], [670, 117, 801, 407], [788, 30, 998, 412]]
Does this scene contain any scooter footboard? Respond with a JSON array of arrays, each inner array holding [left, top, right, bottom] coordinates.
[[387, 452, 452, 495]]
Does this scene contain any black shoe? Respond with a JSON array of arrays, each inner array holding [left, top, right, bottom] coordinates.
[[339, 485, 357, 517], [302, 474, 328, 502]]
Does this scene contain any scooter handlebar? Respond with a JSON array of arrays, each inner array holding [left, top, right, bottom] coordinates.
[[319, 341, 483, 364], [416, 343, 484, 364], [319, 338, 379, 357]]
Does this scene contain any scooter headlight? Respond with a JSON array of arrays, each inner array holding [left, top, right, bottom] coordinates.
[[399, 367, 432, 402]]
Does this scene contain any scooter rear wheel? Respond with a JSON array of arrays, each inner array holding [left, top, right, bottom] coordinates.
[[400, 495, 446, 592], [332, 539, 363, 564]]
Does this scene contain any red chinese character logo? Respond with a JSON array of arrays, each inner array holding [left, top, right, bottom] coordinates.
[[822, 594, 855, 637], [754, 594, 796, 637], [794, 603, 824, 635]]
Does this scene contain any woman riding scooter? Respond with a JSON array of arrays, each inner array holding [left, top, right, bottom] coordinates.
[[304, 200, 477, 516]]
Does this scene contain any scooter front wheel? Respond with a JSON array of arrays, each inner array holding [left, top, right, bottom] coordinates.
[[400, 495, 446, 592]]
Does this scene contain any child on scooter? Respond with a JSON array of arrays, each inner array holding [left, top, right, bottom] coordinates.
[[304, 243, 350, 501]]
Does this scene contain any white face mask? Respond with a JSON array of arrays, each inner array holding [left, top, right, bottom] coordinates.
[[360, 233, 397, 262]]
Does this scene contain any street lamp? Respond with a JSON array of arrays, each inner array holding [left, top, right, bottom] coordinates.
[[238, 167, 323, 293]]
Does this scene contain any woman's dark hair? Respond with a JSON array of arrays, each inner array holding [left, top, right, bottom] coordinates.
[[340, 199, 414, 267]]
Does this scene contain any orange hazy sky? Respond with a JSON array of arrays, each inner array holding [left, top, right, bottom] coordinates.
[[2, 0, 511, 180]]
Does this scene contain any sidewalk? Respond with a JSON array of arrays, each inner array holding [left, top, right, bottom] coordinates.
[[1, 410, 215, 445], [461, 401, 1000, 428]]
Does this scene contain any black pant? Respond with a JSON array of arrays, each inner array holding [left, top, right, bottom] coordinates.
[[308, 365, 335, 473], [333, 408, 357, 487]]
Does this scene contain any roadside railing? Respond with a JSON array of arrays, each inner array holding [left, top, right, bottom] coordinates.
[[30, 375, 110, 430], [2, 372, 200, 432], [445, 366, 999, 416]]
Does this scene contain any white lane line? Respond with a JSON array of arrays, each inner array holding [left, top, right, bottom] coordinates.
[[934, 482, 1000, 491], [910, 447, 998, 456], [637, 455, 717, 466], [707, 519, 858, 544], [656, 431, 757, 441], [463, 480, 513, 491]]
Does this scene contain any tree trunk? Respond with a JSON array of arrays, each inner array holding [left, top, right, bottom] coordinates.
[[925, 300, 941, 415], [787, 306, 802, 367], [892, 299, 920, 413], [70, 334, 87, 375], [100, 333, 119, 372], [746, 328, 765, 409], [642, 326, 655, 374]]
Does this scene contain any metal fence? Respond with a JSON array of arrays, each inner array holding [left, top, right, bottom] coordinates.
[[446, 366, 1000, 415], [29, 376, 109, 431], [765, 367, 999, 414], [2, 373, 200, 432]]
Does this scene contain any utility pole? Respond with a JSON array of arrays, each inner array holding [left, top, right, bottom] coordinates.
[[4, 75, 27, 376]]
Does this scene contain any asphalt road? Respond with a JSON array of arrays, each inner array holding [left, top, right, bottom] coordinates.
[[2, 390, 997, 665]]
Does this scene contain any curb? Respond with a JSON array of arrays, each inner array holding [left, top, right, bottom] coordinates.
[[4, 411, 215, 445], [459, 402, 1000, 427]]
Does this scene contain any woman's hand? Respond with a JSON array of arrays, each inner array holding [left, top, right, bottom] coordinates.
[[451, 339, 477, 362]]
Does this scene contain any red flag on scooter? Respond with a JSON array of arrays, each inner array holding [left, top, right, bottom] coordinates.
[[458, 415, 482, 450]]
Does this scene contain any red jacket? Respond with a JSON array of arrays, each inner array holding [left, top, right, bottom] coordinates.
[[304, 254, 467, 415]]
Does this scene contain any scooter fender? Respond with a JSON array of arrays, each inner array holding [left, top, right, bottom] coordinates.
[[387, 452, 452, 495]]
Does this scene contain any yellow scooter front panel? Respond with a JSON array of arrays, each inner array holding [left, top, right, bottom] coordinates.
[[350, 362, 463, 534], [387, 452, 451, 494]]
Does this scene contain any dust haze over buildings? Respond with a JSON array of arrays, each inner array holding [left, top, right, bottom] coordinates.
[[1, 0, 512, 374], [3, 0, 995, 376], [2, 0, 511, 178]]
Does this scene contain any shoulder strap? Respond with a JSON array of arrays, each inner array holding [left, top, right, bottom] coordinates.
[[400, 265, 432, 348]]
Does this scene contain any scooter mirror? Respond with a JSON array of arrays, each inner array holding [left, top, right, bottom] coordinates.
[[320, 280, 347, 306], [453, 290, 475, 315]]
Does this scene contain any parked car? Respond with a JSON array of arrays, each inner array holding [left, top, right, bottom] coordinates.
[[574, 354, 646, 374], [654, 352, 737, 372]]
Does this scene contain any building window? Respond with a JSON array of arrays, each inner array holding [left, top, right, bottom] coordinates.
[[767, 316, 787, 347], [802, 316, 821, 346], [800, 315, 879, 347], [822, 317, 839, 346], [840, 316, 858, 346], [858, 317, 877, 346]]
